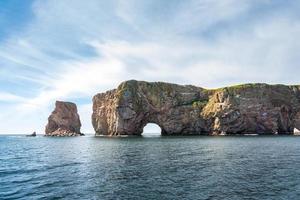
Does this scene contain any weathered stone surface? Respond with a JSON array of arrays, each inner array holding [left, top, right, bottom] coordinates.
[[92, 80, 300, 136], [45, 101, 83, 136]]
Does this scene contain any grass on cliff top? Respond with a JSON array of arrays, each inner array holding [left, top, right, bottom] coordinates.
[[205, 83, 290, 95], [209, 83, 293, 91], [210, 83, 264, 91]]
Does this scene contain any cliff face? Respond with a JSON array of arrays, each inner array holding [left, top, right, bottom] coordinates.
[[92, 80, 300, 136], [45, 101, 83, 136]]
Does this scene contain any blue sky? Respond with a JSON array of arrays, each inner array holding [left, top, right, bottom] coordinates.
[[0, 0, 300, 134]]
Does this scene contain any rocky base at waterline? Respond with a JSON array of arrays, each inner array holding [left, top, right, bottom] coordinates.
[[45, 101, 83, 136], [92, 80, 300, 136], [46, 128, 84, 137]]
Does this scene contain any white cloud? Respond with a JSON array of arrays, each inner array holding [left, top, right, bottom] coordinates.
[[0, 92, 26, 102]]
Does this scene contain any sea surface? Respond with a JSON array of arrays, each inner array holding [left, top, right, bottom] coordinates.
[[1, 134, 300, 200]]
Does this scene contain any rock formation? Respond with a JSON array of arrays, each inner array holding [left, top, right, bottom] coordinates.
[[45, 101, 83, 136], [26, 131, 36, 137], [92, 80, 300, 136]]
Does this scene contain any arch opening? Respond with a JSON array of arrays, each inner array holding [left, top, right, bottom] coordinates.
[[142, 123, 162, 137]]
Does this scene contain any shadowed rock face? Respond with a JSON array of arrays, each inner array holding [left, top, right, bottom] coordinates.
[[45, 101, 83, 136], [92, 80, 300, 136]]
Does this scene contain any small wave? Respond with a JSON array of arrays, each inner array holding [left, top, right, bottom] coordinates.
[[0, 168, 39, 176], [0, 187, 23, 198], [43, 162, 82, 171], [0, 162, 82, 177]]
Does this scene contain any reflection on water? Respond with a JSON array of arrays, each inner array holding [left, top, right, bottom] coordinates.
[[1, 135, 300, 199]]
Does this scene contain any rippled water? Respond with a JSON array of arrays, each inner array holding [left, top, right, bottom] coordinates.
[[1, 135, 300, 200]]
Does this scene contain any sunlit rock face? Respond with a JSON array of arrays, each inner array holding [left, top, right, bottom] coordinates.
[[92, 80, 300, 136], [45, 101, 83, 136]]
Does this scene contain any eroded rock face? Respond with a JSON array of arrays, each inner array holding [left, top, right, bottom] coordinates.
[[92, 80, 300, 136], [45, 101, 83, 136]]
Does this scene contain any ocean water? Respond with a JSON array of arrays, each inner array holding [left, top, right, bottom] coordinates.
[[1, 135, 300, 200]]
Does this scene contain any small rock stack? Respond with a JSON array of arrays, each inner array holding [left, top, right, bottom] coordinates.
[[45, 101, 83, 136]]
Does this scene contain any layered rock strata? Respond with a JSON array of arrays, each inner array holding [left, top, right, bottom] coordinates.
[[45, 101, 83, 136], [92, 80, 300, 136]]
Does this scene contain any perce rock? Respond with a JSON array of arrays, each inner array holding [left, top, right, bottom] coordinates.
[[92, 80, 300, 136], [45, 101, 83, 136]]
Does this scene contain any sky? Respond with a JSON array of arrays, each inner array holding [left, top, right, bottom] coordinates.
[[0, 0, 300, 134]]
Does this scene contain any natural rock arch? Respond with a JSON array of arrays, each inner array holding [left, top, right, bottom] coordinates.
[[92, 80, 300, 136]]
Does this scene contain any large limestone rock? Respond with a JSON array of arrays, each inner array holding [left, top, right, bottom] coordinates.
[[45, 101, 83, 136], [92, 80, 300, 136]]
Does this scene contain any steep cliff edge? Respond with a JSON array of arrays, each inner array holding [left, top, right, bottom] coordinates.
[[45, 101, 83, 136], [92, 80, 300, 136]]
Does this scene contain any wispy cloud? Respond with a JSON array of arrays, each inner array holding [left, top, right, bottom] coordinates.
[[0, 92, 26, 102]]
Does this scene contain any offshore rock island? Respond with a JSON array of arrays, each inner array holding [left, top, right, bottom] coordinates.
[[92, 80, 300, 136], [45, 101, 83, 136]]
